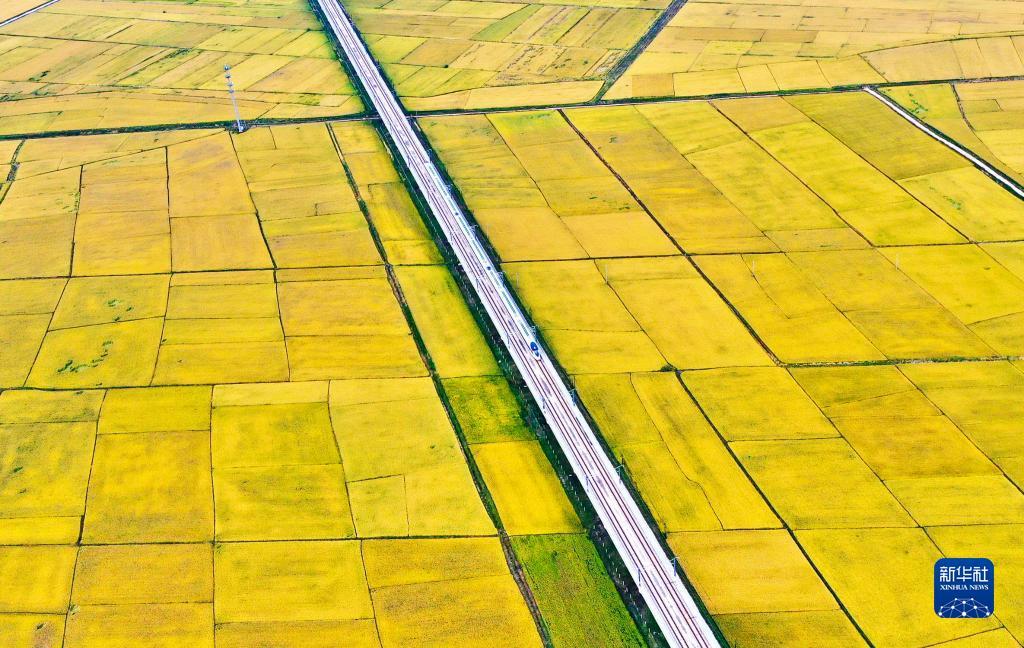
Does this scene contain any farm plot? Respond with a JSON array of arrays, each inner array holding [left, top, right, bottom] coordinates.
[[0, 121, 642, 646], [606, 0, 1024, 101], [343, 0, 668, 110], [884, 80, 1024, 186], [420, 111, 680, 261], [0, 0, 361, 135], [422, 94, 1024, 646]]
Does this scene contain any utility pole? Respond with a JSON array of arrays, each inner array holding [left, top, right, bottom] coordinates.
[[224, 64, 245, 133]]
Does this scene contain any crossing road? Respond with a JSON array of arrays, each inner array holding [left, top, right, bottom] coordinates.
[[0, 0, 62, 28], [314, 1, 720, 646], [865, 85, 1024, 201]]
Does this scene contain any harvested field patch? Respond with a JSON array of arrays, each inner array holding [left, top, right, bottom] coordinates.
[[607, 0, 1024, 101]]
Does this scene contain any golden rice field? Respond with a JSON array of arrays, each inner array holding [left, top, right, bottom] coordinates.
[[884, 80, 1024, 187], [0, 120, 643, 647], [607, 0, 1024, 100], [424, 92, 1024, 257], [5, 0, 1024, 645], [0, 0, 362, 135], [423, 93, 1024, 646], [343, 0, 667, 110]]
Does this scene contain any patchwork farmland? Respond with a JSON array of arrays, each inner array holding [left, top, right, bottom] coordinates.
[[423, 97, 1024, 644], [0, 118, 643, 646], [1, 0, 1024, 647]]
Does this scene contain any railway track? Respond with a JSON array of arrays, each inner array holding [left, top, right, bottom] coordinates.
[[313, 1, 721, 645]]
